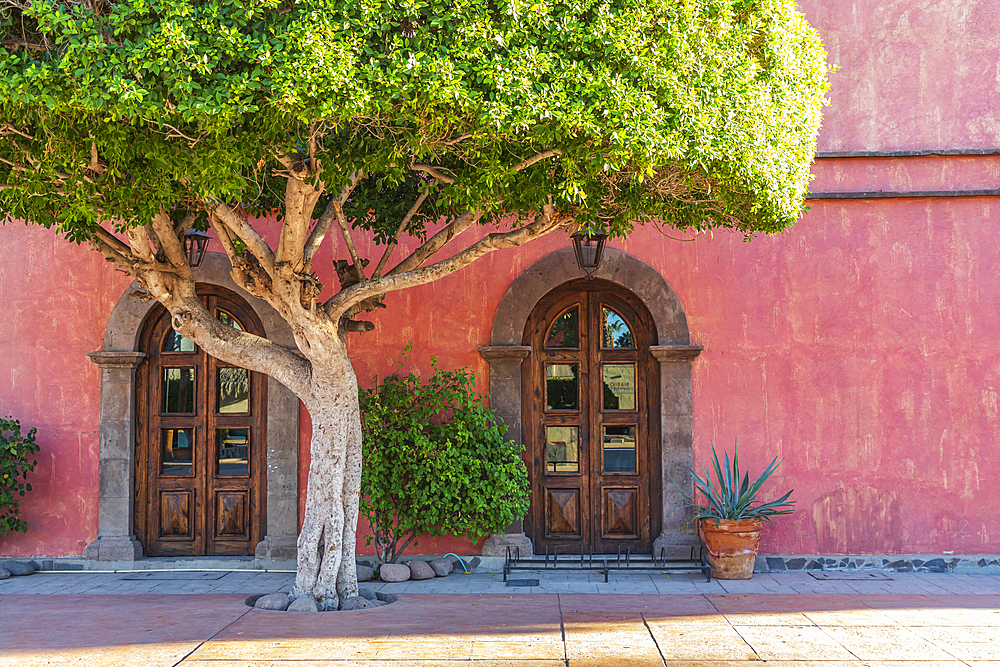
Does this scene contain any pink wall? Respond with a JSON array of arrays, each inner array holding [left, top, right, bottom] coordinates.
[[0, 224, 132, 556], [798, 0, 1000, 152], [3, 1, 1000, 558]]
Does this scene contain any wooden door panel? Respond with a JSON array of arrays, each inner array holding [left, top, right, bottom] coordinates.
[[601, 487, 639, 539], [525, 279, 656, 554], [158, 490, 195, 540], [213, 490, 250, 540], [545, 487, 584, 539], [137, 286, 266, 558]]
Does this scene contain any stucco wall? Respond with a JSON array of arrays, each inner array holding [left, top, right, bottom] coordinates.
[[2, 0, 999, 558]]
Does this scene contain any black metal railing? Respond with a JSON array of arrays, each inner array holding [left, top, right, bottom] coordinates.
[[503, 545, 711, 582]]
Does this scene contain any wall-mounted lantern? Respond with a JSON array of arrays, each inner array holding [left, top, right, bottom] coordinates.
[[571, 227, 608, 277], [184, 228, 211, 268]]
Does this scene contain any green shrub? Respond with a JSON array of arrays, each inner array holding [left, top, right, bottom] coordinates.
[[359, 355, 529, 564], [0, 416, 39, 536]]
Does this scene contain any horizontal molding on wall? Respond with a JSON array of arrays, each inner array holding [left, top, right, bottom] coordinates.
[[806, 189, 1000, 200], [816, 148, 1000, 158]]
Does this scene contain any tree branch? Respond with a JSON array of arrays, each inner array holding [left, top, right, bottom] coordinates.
[[373, 187, 431, 277], [303, 170, 363, 267], [90, 226, 136, 268], [411, 163, 455, 184], [276, 177, 321, 270], [327, 206, 567, 320], [387, 209, 481, 276], [124, 225, 155, 262], [169, 293, 312, 397], [334, 200, 366, 283], [208, 200, 276, 276], [512, 149, 562, 172], [149, 211, 190, 272]]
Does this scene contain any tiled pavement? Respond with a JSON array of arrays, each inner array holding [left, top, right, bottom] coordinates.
[[2, 571, 1000, 665]]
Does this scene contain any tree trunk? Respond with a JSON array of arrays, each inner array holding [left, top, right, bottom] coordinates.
[[289, 342, 362, 611]]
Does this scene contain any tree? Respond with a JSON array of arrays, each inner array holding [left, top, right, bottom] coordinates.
[[0, 0, 827, 609]]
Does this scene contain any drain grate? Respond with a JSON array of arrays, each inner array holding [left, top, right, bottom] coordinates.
[[809, 571, 892, 581], [121, 571, 230, 580], [506, 578, 540, 587]]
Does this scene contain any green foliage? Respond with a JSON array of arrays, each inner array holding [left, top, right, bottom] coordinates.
[[678, 441, 794, 527], [0, 416, 40, 536], [359, 353, 529, 564], [1, 0, 828, 242]]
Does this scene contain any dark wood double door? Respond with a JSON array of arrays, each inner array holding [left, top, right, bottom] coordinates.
[[136, 286, 266, 556], [523, 279, 660, 554]]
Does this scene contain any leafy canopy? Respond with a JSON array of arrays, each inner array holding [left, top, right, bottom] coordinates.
[[359, 355, 529, 564], [1, 0, 828, 243]]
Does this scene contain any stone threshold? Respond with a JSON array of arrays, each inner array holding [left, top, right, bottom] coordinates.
[[24, 555, 296, 572]]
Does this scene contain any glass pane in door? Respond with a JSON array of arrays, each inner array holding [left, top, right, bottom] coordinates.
[[546, 364, 579, 411], [216, 428, 250, 477], [218, 367, 250, 414], [603, 425, 636, 473], [161, 428, 194, 476], [602, 364, 636, 410], [545, 426, 579, 473], [162, 368, 195, 413]]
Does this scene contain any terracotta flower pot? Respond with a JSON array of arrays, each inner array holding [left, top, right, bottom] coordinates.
[[699, 518, 762, 580]]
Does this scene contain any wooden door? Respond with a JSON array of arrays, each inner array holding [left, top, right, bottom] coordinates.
[[523, 279, 659, 554], [136, 286, 266, 556]]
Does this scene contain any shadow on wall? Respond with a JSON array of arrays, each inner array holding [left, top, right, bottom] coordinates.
[[813, 485, 903, 554]]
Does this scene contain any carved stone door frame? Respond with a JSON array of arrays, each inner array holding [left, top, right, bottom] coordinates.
[[85, 253, 299, 563], [481, 248, 702, 558]]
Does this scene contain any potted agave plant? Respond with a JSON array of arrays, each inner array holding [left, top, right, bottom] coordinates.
[[682, 442, 795, 580]]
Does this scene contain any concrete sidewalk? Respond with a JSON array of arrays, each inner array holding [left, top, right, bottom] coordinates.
[[3, 568, 1000, 595], [2, 572, 1000, 665]]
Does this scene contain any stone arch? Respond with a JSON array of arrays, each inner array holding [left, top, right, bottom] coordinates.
[[480, 248, 702, 557], [85, 252, 299, 562]]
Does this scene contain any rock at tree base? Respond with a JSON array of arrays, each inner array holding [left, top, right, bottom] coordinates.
[[254, 592, 290, 611], [379, 563, 410, 582], [1, 560, 36, 576], [408, 560, 435, 580], [0, 569, 9, 580], [356, 565, 374, 582], [340, 595, 380, 611], [429, 559, 452, 577], [287, 597, 319, 612], [357, 588, 377, 601], [375, 591, 397, 603], [244, 594, 265, 607]]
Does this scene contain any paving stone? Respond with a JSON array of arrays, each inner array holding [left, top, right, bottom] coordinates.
[[379, 563, 410, 582], [253, 592, 290, 611], [429, 558, 452, 577], [287, 596, 319, 612], [408, 560, 436, 580]]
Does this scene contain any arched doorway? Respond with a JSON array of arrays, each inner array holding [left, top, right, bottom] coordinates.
[[134, 285, 266, 556], [522, 279, 659, 553], [480, 248, 702, 559]]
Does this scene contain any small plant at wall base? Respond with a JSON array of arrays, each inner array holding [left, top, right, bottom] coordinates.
[[0, 416, 39, 536], [679, 442, 794, 580], [359, 354, 529, 565]]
